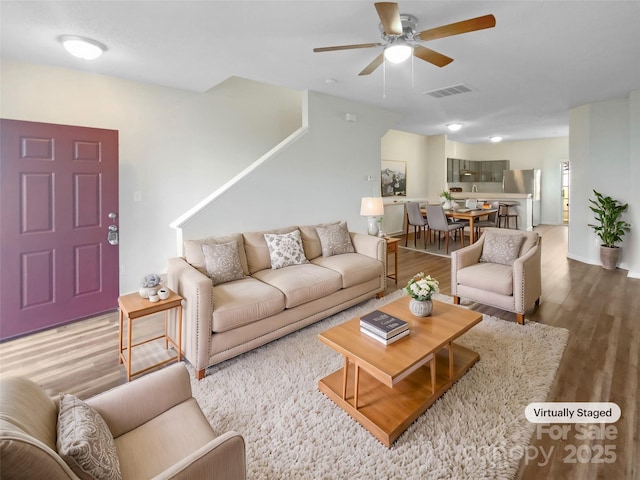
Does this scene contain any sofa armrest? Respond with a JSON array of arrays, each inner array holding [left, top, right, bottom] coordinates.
[[350, 232, 385, 262], [86, 363, 191, 438], [450, 236, 485, 295], [513, 238, 542, 313], [152, 431, 246, 480], [167, 257, 213, 376]]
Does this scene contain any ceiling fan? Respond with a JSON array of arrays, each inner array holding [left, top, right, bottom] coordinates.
[[313, 2, 496, 76]]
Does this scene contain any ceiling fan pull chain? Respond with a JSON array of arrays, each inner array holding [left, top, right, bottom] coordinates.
[[383, 57, 387, 99]]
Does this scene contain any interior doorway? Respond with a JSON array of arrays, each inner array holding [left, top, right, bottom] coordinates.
[[561, 161, 570, 224]]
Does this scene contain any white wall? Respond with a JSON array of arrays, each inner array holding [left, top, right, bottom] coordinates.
[[0, 58, 302, 293], [568, 93, 639, 277], [177, 91, 401, 240]]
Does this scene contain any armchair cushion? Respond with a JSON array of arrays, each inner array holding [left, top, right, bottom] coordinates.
[[56, 394, 121, 480], [480, 231, 524, 266], [457, 263, 514, 296], [202, 241, 246, 286]]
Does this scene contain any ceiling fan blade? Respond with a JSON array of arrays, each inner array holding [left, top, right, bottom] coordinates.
[[313, 43, 381, 53], [359, 53, 384, 76], [375, 2, 403, 35], [413, 45, 454, 68], [418, 14, 496, 42]]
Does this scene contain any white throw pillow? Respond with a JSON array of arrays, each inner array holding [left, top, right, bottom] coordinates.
[[480, 232, 525, 266], [57, 394, 122, 480], [264, 230, 309, 269], [314, 221, 355, 257], [202, 241, 246, 285]]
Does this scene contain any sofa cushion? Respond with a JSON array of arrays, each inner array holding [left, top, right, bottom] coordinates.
[[264, 230, 309, 269], [312, 253, 383, 289], [57, 394, 122, 480], [457, 263, 513, 296], [243, 226, 298, 274], [184, 233, 249, 276], [202, 241, 246, 286], [299, 223, 336, 260], [480, 231, 525, 266], [314, 221, 355, 257], [252, 263, 342, 309], [212, 277, 285, 332]]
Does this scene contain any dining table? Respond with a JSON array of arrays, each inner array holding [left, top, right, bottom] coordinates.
[[420, 207, 498, 244]]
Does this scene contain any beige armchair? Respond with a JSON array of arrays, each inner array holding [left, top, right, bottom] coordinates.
[[451, 227, 541, 325], [0, 363, 246, 480]]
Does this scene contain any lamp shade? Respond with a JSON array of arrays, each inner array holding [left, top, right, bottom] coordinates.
[[360, 197, 384, 216]]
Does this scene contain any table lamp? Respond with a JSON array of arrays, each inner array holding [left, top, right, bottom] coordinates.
[[360, 197, 384, 236]]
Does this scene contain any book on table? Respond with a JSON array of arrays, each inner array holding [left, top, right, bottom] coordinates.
[[360, 327, 410, 345], [360, 310, 409, 339]]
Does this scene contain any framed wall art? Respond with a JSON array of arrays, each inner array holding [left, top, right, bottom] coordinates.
[[381, 160, 406, 197]]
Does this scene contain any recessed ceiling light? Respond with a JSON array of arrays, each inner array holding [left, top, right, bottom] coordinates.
[[59, 35, 106, 60], [447, 123, 463, 132], [490, 136, 503, 143]]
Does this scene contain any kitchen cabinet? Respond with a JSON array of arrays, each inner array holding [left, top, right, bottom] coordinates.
[[447, 159, 509, 183]]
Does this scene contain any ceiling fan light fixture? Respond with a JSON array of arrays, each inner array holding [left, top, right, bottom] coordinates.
[[490, 136, 503, 143], [384, 44, 412, 64], [60, 35, 106, 60], [447, 123, 463, 132]]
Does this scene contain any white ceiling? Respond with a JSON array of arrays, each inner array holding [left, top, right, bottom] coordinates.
[[2, 1, 640, 144]]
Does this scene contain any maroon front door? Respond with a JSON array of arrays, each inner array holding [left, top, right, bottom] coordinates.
[[0, 119, 119, 340]]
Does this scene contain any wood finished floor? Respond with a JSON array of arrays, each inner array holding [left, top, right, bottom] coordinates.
[[1, 225, 638, 479]]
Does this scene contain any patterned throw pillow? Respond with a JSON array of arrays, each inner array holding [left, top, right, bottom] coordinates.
[[480, 231, 525, 266], [315, 221, 355, 257], [57, 394, 122, 480], [263, 230, 309, 269], [202, 241, 246, 286]]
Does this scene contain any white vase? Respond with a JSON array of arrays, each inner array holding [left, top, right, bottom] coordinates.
[[409, 298, 433, 317], [441, 198, 452, 210]]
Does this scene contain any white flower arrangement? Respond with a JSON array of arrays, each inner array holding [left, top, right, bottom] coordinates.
[[405, 272, 439, 301]]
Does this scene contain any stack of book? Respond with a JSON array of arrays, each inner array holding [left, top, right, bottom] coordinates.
[[360, 310, 409, 345]]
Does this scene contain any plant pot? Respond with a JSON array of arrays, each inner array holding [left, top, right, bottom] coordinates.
[[600, 245, 620, 270], [409, 298, 433, 317]]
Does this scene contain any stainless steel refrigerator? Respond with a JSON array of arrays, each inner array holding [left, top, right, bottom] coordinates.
[[502, 169, 541, 226]]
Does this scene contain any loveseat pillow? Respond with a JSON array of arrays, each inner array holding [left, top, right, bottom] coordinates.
[[264, 230, 309, 269], [480, 231, 525, 266], [202, 241, 246, 285], [57, 394, 122, 480], [315, 221, 355, 257]]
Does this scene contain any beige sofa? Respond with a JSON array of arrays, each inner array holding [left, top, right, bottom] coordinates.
[[167, 223, 386, 380], [0, 363, 246, 480], [451, 227, 541, 325]]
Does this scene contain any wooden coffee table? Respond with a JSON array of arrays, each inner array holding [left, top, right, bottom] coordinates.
[[318, 296, 482, 447]]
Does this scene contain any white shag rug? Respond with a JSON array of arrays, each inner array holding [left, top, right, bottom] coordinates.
[[189, 291, 569, 480]]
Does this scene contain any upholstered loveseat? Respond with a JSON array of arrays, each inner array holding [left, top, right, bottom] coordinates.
[[0, 363, 246, 480], [167, 222, 386, 380]]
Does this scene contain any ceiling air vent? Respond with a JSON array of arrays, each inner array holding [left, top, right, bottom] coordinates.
[[423, 84, 472, 99]]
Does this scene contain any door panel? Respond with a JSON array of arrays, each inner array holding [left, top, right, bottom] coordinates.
[[1, 119, 119, 340]]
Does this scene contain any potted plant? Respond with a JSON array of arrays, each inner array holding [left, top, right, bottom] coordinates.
[[439, 190, 453, 210], [587, 190, 631, 270], [405, 273, 439, 317]]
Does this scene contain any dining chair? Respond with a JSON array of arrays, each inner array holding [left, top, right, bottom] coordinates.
[[473, 210, 499, 239], [405, 201, 429, 248], [425, 204, 465, 254]]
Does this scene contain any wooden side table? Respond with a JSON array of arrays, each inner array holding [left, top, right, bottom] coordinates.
[[385, 237, 400, 285], [118, 289, 183, 381]]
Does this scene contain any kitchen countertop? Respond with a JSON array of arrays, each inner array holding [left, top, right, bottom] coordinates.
[[451, 192, 531, 200]]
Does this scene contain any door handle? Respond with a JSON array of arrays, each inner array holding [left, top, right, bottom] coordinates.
[[107, 224, 119, 245]]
